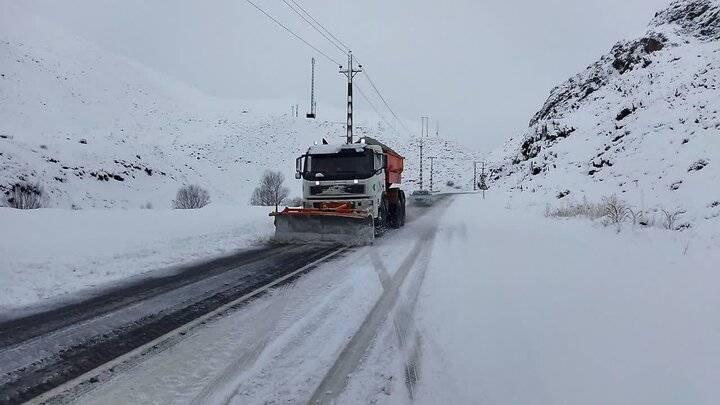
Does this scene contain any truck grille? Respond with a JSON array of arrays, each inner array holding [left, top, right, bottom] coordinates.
[[310, 184, 365, 195]]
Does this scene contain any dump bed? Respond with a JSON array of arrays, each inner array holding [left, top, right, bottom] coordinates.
[[385, 152, 403, 185]]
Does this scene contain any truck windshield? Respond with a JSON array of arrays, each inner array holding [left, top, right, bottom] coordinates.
[[304, 151, 375, 180]]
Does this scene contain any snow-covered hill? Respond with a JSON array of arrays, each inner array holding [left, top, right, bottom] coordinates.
[[0, 3, 478, 209], [492, 0, 720, 228]]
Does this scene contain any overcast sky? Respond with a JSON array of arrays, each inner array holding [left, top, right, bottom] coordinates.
[[19, 0, 671, 151]]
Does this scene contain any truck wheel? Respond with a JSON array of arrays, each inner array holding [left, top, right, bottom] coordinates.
[[389, 201, 401, 229]]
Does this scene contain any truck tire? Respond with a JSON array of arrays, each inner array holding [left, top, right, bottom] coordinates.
[[387, 189, 404, 229], [389, 191, 407, 229], [389, 200, 401, 229]]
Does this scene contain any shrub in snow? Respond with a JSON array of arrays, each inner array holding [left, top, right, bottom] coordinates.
[[602, 195, 629, 225], [545, 198, 605, 220], [250, 170, 289, 212], [172, 184, 210, 209], [661, 208, 686, 230], [141, 202, 154, 209], [5, 182, 45, 209], [446, 180, 455, 187], [548, 197, 692, 232], [627, 207, 645, 226]]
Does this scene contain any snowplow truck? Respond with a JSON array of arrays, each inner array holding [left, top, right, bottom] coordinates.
[[271, 137, 406, 245]]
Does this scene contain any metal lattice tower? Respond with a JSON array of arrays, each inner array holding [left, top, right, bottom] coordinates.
[[306, 57, 317, 118], [429, 156, 436, 192]]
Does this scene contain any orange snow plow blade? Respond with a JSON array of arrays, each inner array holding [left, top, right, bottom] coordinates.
[[270, 206, 374, 245]]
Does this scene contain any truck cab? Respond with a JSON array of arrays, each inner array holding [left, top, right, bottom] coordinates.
[[294, 139, 406, 231]]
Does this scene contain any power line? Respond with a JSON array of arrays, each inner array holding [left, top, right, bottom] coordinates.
[[276, 0, 410, 137], [247, 0, 411, 139], [281, 0, 349, 55], [244, 0, 342, 65], [285, 0, 351, 51], [355, 83, 401, 136], [357, 64, 412, 136], [355, 84, 399, 134]]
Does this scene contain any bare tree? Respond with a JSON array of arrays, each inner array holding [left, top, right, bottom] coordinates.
[[173, 184, 210, 209], [251, 171, 289, 212], [5, 182, 45, 209]]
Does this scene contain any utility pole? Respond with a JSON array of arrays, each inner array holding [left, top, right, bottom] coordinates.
[[306, 57, 316, 118], [429, 156, 436, 192], [435, 121, 439, 137], [419, 141, 424, 190], [419, 116, 429, 190], [339, 51, 362, 144], [479, 161, 489, 199], [473, 161, 478, 191], [420, 116, 429, 139]]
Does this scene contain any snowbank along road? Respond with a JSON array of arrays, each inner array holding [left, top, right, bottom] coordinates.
[[0, 196, 449, 404]]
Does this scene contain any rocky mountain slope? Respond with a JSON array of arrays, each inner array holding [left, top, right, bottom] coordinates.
[[0, 3, 478, 209], [492, 0, 720, 228]]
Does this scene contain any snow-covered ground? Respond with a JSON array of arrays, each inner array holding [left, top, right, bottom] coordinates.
[[65, 193, 720, 404], [410, 194, 720, 405], [0, 205, 272, 314]]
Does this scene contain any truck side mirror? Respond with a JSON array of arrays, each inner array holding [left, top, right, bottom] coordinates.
[[295, 156, 303, 177], [374, 154, 384, 171]]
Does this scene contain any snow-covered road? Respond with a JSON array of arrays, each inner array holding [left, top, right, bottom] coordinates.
[[69, 198, 450, 404]]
